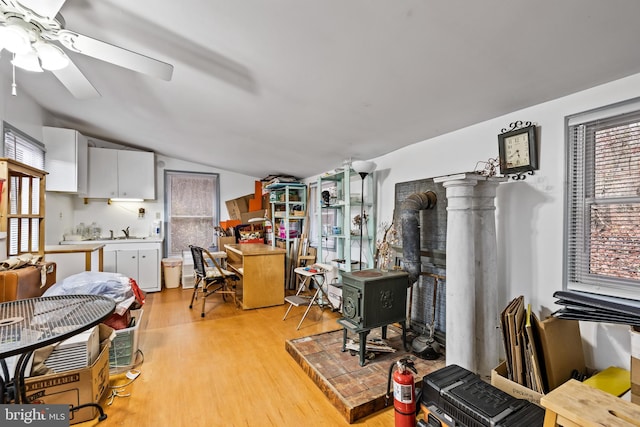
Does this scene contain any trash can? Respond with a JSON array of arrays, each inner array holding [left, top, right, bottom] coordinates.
[[162, 258, 182, 289]]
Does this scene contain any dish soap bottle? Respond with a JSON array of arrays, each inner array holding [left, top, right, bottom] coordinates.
[[152, 220, 161, 237]]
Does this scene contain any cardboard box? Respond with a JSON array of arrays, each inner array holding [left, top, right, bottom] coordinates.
[[536, 317, 585, 391], [225, 194, 253, 220], [631, 326, 640, 404], [248, 181, 264, 212], [25, 324, 113, 425], [218, 235, 236, 249], [491, 361, 544, 405], [492, 317, 586, 406], [220, 219, 241, 231]]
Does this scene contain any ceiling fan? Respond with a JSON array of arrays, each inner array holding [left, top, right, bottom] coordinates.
[[0, 0, 174, 99]]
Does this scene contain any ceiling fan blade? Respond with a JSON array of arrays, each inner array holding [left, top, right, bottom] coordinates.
[[51, 58, 100, 99], [15, 0, 67, 20], [57, 29, 174, 81]]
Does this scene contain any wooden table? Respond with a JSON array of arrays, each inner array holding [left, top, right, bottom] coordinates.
[[224, 244, 286, 309], [45, 243, 104, 281]]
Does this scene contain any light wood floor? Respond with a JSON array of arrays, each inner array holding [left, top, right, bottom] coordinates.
[[79, 287, 397, 427]]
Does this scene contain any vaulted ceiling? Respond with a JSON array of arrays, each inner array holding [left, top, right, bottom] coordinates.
[[3, 0, 640, 178]]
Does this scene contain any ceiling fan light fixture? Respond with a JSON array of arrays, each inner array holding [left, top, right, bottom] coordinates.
[[35, 41, 69, 70], [12, 50, 43, 72], [0, 22, 32, 54]]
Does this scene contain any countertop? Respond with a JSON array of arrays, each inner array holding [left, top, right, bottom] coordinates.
[[45, 243, 105, 253], [59, 237, 164, 245]]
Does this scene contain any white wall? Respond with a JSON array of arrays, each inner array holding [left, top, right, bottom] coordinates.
[[370, 73, 640, 371], [0, 73, 48, 144], [45, 154, 260, 247]]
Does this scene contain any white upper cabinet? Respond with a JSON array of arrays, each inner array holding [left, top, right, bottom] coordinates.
[[117, 150, 155, 199], [43, 127, 88, 194], [87, 147, 118, 198], [87, 147, 155, 199]]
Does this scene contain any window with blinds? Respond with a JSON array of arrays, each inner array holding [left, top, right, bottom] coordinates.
[[566, 102, 640, 299], [164, 170, 219, 257], [3, 122, 45, 169]]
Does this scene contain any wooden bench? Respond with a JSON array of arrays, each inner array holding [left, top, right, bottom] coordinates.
[[540, 379, 640, 426]]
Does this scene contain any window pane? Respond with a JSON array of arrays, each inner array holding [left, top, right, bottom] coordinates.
[[170, 218, 214, 252], [594, 123, 640, 199], [589, 203, 640, 280], [170, 176, 214, 216]]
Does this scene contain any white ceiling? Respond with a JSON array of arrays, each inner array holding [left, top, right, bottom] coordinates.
[[4, 0, 640, 178]]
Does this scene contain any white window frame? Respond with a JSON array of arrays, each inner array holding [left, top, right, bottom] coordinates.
[[565, 98, 640, 300], [164, 170, 220, 257], [2, 122, 45, 170]]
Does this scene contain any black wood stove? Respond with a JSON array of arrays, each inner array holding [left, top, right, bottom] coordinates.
[[338, 268, 409, 365]]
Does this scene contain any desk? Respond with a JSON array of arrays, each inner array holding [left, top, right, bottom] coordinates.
[[0, 295, 115, 404], [224, 244, 286, 309]]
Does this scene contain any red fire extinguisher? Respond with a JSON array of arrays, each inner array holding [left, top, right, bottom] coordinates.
[[386, 357, 418, 427]]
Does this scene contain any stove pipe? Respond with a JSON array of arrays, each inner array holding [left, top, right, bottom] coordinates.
[[400, 191, 436, 286]]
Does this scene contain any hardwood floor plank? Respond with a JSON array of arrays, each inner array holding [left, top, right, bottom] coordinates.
[[76, 288, 397, 426]]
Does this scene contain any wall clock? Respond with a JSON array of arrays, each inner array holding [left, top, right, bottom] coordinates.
[[498, 122, 538, 179]]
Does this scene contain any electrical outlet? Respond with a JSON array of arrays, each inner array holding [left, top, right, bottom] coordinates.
[[156, 212, 161, 219]]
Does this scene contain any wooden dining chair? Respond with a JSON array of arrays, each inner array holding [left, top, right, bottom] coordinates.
[[188, 245, 240, 317]]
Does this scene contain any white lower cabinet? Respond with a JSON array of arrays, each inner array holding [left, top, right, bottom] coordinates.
[[116, 249, 159, 292], [59, 240, 163, 292], [103, 250, 117, 274]]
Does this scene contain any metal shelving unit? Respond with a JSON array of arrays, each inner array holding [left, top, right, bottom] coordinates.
[[267, 182, 307, 278], [316, 167, 376, 272]]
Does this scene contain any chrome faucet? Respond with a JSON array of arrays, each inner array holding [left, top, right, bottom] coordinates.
[[109, 230, 114, 240], [122, 226, 130, 239]]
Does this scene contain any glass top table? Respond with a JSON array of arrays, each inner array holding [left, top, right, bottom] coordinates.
[[0, 295, 116, 360], [0, 295, 116, 409]]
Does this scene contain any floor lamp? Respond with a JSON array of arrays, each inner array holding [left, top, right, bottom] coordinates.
[[351, 160, 376, 270]]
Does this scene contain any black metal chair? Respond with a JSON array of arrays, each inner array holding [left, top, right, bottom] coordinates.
[[188, 245, 240, 317]]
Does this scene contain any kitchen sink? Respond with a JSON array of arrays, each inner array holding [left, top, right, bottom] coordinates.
[[114, 236, 147, 240], [88, 236, 148, 241]]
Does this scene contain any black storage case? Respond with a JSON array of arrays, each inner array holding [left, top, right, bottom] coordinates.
[[421, 364, 544, 427]]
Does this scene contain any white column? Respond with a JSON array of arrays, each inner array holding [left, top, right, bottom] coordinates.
[[435, 174, 478, 371], [473, 178, 505, 378]]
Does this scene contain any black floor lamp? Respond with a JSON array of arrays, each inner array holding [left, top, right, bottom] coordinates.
[[351, 160, 376, 270]]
